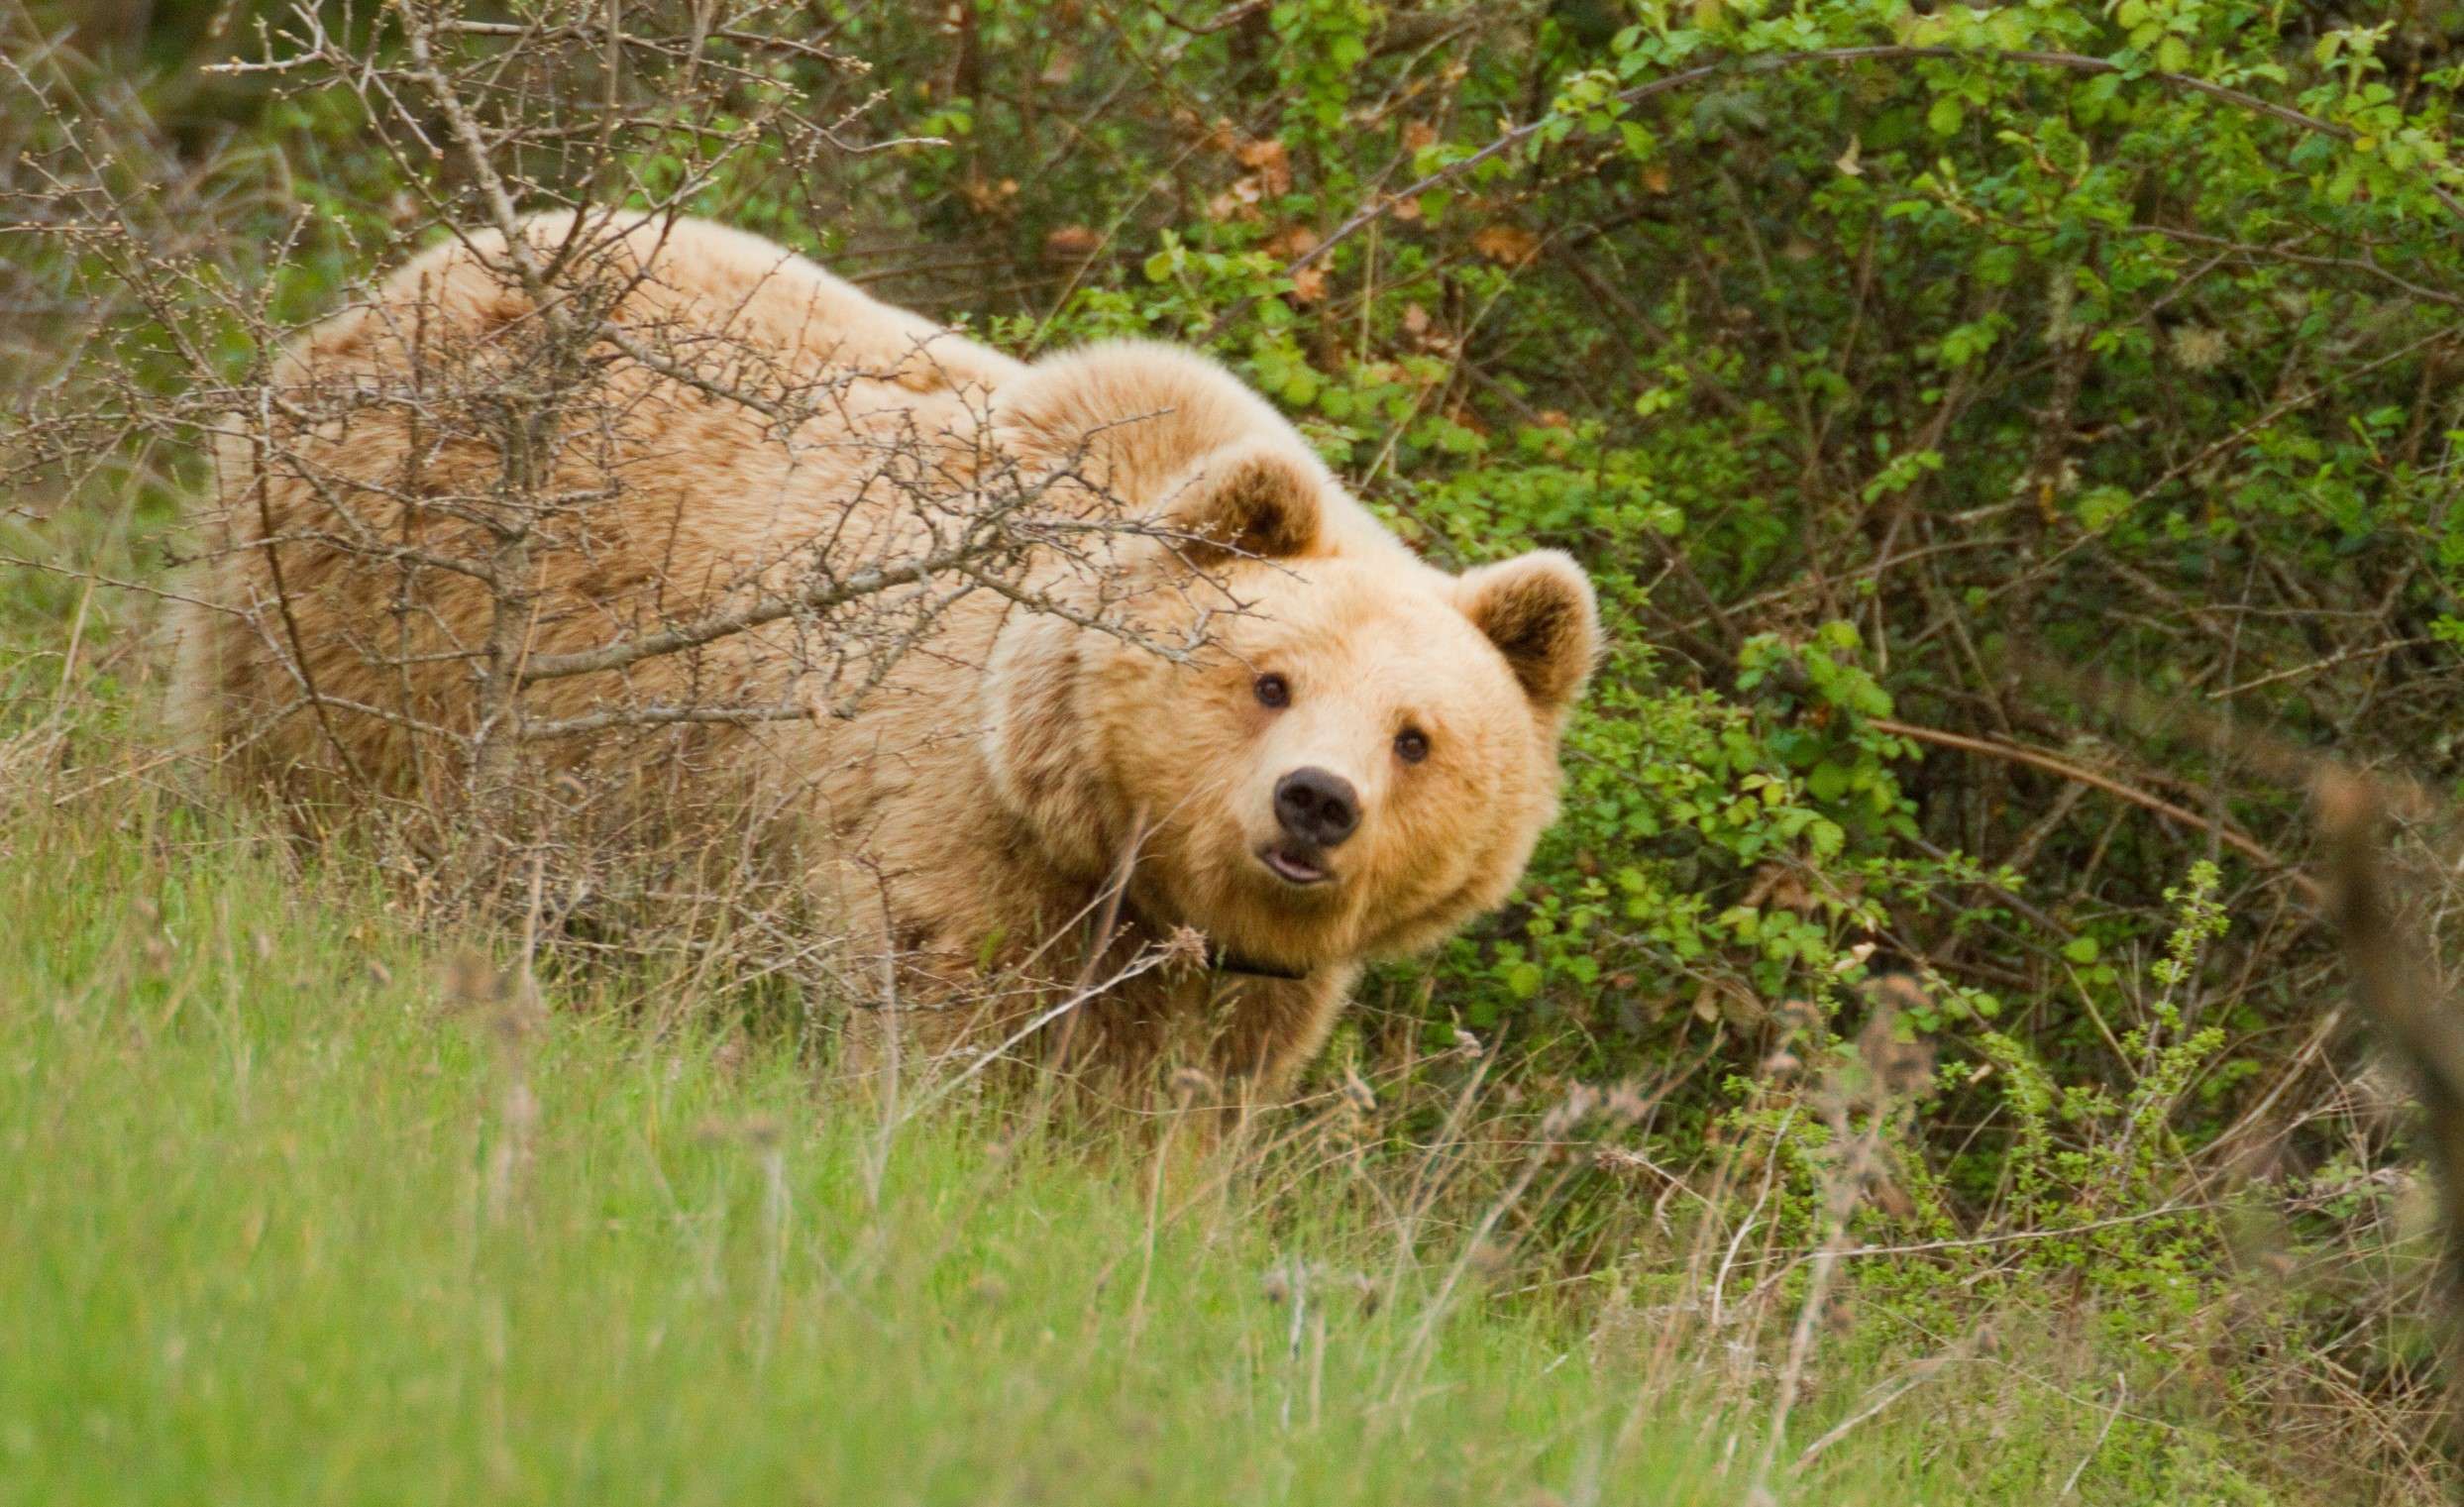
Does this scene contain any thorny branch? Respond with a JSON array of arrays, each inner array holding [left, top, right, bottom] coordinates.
[[3, 0, 1225, 1011]]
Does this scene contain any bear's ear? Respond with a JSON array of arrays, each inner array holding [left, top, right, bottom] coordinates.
[[1152, 441, 1325, 564], [1459, 550, 1601, 713]]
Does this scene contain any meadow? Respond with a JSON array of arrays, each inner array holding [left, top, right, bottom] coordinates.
[[11, 1, 2464, 1502], [0, 725, 2316, 1505]]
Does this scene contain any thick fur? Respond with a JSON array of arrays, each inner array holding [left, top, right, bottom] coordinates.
[[167, 212, 1599, 1093]]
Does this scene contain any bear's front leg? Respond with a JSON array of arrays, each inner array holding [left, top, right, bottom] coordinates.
[[836, 929, 1098, 1091], [806, 854, 1032, 1087], [1203, 965, 1362, 1099]]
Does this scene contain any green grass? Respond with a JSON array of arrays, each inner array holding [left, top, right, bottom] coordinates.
[[0, 790, 1749, 1507], [0, 761, 2337, 1506], [0, 620, 2365, 1507]]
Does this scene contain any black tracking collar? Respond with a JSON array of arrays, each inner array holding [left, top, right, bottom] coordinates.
[[1207, 947, 1310, 982]]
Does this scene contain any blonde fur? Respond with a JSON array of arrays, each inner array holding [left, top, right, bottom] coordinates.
[[166, 213, 1599, 1093]]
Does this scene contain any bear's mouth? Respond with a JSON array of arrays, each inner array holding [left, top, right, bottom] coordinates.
[[1257, 842, 1333, 888]]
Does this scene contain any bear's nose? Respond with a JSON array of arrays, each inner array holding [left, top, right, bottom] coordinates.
[[1274, 767, 1360, 848]]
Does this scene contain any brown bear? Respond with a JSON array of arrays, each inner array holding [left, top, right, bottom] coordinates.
[[167, 212, 1598, 1094]]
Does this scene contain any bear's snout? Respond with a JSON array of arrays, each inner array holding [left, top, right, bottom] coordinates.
[[1273, 767, 1360, 849]]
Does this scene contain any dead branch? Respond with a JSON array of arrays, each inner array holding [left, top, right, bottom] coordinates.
[[1874, 715, 2314, 898], [2316, 769, 2464, 1469]]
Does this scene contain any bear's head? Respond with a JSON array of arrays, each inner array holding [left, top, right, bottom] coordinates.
[[983, 344, 1599, 975]]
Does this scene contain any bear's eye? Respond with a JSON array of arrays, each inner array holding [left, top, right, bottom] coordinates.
[[1395, 728, 1431, 765], [1253, 673, 1291, 709]]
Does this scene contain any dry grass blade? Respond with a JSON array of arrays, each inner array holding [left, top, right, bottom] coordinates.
[[2316, 767, 2464, 1479]]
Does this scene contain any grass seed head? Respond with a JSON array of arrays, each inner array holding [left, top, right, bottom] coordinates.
[[1163, 924, 1211, 970], [1168, 1065, 1217, 1105]]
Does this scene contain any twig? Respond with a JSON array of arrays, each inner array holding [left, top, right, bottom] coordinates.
[[513, 534, 1020, 682], [1872, 716, 2313, 898], [1735, 1199, 2213, 1270], [1789, 1341, 1969, 1476], [2057, 1372, 2129, 1499]]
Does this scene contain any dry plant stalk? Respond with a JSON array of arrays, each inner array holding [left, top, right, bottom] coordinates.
[[1747, 984, 1935, 1497], [2315, 769, 2464, 1474]]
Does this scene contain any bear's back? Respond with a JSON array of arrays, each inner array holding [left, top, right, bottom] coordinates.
[[169, 214, 1030, 799]]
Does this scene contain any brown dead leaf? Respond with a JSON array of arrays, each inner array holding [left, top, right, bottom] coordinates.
[[1471, 223, 1542, 265], [1692, 978, 1767, 1029], [1288, 267, 1330, 303], [1740, 861, 1814, 914], [959, 174, 1020, 215], [1263, 224, 1319, 260], [1042, 224, 1103, 264], [1188, 113, 1239, 155], [1207, 182, 1264, 222], [1235, 137, 1292, 194]]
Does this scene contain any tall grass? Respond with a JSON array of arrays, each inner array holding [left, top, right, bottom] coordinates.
[[0, 691, 2373, 1505], [0, 780, 1730, 1505]]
